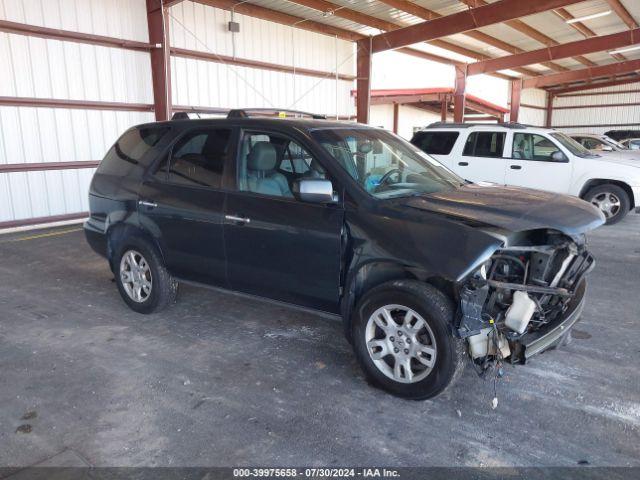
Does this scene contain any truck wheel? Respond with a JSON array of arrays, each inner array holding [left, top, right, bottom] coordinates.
[[584, 184, 630, 225], [352, 280, 465, 400], [114, 237, 177, 314]]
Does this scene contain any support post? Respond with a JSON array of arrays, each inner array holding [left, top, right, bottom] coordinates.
[[510, 78, 522, 123], [545, 92, 554, 128], [440, 97, 447, 122], [453, 65, 466, 123], [147, 0, 172, 121], [356, 37, 372, 124], [392, 103, 399, 134]]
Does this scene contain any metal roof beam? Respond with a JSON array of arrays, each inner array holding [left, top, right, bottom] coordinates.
[[523, 58, 640, 88], [458, 0, 597, 67], [468, 27, 640, 75], [606, 0, 639, 29], [370, 0, 583, 53]]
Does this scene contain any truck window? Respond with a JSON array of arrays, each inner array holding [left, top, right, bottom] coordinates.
[[412, 131, 459, 155], [462, 132, 505, 158]]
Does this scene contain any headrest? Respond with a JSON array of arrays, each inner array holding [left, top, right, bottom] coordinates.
[[247, 142, 277, 171]]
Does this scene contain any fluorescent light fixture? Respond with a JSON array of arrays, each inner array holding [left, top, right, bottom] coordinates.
[[609, 44, 640, 55], [566, 10, 611, 24]]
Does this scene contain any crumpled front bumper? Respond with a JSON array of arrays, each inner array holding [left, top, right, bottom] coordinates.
[[518, 279, 587, 361]]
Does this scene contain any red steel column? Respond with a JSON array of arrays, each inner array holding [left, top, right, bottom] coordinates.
[[147, 0, 172, 121], [545, 92, 554, 128], [453, 65, 466, 123], [356, 37, 372, 124], [440, 97, 448, 122], [510, 78, 522, 123], [392, 103, 399, 134]]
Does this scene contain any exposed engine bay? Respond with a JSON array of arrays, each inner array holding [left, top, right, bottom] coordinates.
[[457, 229, 595, 374]]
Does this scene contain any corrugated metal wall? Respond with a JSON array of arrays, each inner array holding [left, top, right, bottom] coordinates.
[[0, 0, 154, 225], [518, 88, 547, 127], [553, 81, 640, 134], [0, 0, 356, 227], [168, 1, 355, 116]]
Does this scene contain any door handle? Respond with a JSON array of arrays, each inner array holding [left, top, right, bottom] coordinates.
[[138, 200, 158, 208], [458, 161, 469, 166], [225, 214, 251, 224], [510, 165, 522, 170]]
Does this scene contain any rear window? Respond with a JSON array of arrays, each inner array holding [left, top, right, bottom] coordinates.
[[411, 131, 459, 155], [97, 126, 169, 176]]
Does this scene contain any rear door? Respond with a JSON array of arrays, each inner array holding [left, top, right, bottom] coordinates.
[[505, 132, 572, 193], [454, 130, 507, 183], [223, 128, 344, 313], [137, 127, 235, 286]]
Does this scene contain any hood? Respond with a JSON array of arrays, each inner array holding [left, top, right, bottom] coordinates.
[[402, 183, 605, 236], [593, 151, 640, 167]]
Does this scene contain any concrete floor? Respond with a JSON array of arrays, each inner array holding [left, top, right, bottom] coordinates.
[[0, 216, 639, 468]]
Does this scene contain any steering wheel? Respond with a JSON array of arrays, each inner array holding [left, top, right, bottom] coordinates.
[[373, 168, 402, 192]]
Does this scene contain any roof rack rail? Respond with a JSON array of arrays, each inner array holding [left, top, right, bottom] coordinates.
[[227, 108, 327, 120], [425, 121, 530, 129]]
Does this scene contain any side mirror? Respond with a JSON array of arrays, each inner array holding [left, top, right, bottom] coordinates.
[[551, 151, 567, 162], [602, 145, 614, 152], [292, 179, 336, 204]]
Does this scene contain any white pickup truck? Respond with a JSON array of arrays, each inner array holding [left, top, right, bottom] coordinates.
[[411, 123, 640, 224]]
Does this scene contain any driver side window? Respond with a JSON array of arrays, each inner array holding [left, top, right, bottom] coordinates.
[[237, 131, 327, 199], [513, 133, 563, 162]]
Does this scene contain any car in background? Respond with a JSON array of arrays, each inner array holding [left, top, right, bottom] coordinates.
[[84, 109, 604, 400], [570, 133, 640, 161], [411, 122, 640, 225], [605, 129, 640, 142], [621, 138, 640, 150]]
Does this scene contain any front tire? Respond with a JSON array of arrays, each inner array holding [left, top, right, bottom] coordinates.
[[584, 184, 630, 225], [352, 280, 465, 400], [113, 237, 177, 314]]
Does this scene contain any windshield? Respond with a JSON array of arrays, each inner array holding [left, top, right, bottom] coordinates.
[[311, 128, 465, 199], [550, 132, 598, 158], [602, 136, 627, 150]]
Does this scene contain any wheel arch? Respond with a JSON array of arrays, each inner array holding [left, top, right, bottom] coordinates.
[[579, 179, 635, 210], [340, 260, 455, 343], [105, 222, 166, 273]]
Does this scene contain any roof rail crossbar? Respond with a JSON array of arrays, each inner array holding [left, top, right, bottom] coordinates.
[[425, 121, 530, 129], [227, 108, 327, 120]]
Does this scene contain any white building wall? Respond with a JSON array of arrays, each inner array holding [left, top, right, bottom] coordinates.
[[370, 104, 442, 141], [517, 88, 547, 127], [168, 1, 355, 117], [0, 0, 153, 225], [553, 81, 640, 134]]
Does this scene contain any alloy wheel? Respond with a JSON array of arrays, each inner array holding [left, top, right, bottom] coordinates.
[[119, 249, 152, 303], [590, 192, 621, 219], [365, 304, 437, 384]]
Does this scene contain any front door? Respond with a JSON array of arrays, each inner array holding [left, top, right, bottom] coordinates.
[[505, 132, 573, 194], [453, 131, 507, 184], [137, 127, 234, 286], [223, 129, 344, 313]]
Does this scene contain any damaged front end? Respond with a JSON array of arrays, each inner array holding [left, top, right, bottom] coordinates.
[[457, 229, 595, 371]]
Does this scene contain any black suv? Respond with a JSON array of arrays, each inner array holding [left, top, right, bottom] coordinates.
[[85, 109, 604, 399]]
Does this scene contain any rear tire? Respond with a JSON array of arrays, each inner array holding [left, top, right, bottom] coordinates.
[[584, 184, 629, 225], [352, 280, 465, 400], [113, 237, 177, 314]]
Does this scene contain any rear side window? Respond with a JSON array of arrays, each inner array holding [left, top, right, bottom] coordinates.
[[463, 132, 505, 158], [97, 127, 169, 176], [162, 128, 232, 188], [412, 131, 459, 155]]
